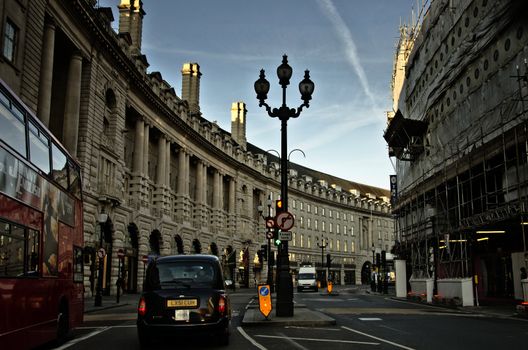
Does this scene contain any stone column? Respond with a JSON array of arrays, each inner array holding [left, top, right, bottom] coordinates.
[[37, 19, 55, 127], [177, 149, 187, 195], [143, 123, 150, 178], [196, 160, 204, 205], [62, 51, 83, 156], [165, 139, 171, 189], [229, 178, 236, 214], [213, 170, 220, 210], [156, 135, 166, 186], [133, 119, 144, 175]]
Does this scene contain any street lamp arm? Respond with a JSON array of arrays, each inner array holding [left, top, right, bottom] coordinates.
[[288, 148, 306, 160]]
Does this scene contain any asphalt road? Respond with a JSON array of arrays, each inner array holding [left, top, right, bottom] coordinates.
[[40, 289, 528, 350]]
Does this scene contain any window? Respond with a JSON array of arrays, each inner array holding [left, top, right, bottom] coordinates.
[[329, 210, 332, 218], [322, 221, 325, 232], [351, 241, 355, 253], [307, 204, 311, 213], [329, 223, 333, 233], [0, 90, 26, 156], [73, 246, 84, 282], [344, 240, 348, 252], [307, 218, 311, 229], [0, 220, 39, 277], [321, 208, 325, 216], [300, 216, 304, 228], [343, 225, 347, 235], [314, 220, 318, 231], [314, 206, 318, 215], [336, 239, 340, 252], [337, 224, 340, 234], [329, 239, 333, 250], [29, 121, 51, 174], [292, 199, 296, 209], [351, 226, 354, 236], [300, 234, 304, 248], [292, 232, 296, 246], [307, 236, 311, 249], [3, 19, 17, 63], [300, 202, 304, 211], [52, 143, 69, 189], [336, 212, 340, 219]]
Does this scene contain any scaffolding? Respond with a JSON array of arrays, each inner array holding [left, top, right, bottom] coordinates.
[[393, 61, 528, 281]]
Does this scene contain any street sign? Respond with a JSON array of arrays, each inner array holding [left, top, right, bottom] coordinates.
[[257, 284, 272, 318], [265, 218, 275, 229], [276, 211, 294, 231], [117, 248, 125, 259], [266, 230, 274, 239], [141, 255, 149, 264], [97, 248, 106, 259], [278, 231, 292, 241]]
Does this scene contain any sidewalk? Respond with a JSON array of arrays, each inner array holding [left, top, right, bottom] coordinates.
[[84, 293, 139, 314]]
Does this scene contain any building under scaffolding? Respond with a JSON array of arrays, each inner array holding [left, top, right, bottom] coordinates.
[[386, 0, 528, 305]]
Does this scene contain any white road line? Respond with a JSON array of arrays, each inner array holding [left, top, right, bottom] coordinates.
[[284, 326, 341, 331], [278, 332, 309, 350], [359, 318, 383, 321], [342, 326, 416, 350], [54, 327, 109, 350], [255, 335, 379, 346], [237, 326, 267, 350]]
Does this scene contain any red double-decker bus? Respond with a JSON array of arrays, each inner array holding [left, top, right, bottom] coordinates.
[[0, 78, 84, 349]]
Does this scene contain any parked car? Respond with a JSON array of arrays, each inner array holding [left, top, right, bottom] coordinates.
[[297, 266, 318, 292], [137, 255, 231, 348]]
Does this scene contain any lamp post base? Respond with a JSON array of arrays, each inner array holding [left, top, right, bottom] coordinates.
[[275, 266, 294, 317]]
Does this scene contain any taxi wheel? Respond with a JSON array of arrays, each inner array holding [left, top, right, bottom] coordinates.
[[56, 301, 69, 344]]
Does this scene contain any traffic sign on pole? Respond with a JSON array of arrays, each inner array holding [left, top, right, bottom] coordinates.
[[258, 284, 272, 319]]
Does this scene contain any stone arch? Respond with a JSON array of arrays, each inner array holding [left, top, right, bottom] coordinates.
[[192, 238, 202, 254], [174, 234, 184, 254], [209, 242, 218, 256], [149, 229, 162, 255], [361, 260, 373, 285]]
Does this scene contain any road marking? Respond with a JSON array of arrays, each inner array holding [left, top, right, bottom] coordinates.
[[255, 335, 379, 345], [342, 326, 416, 350], [347, 298, 359, 301], [308, 298, 344, 302], [359, 318, 382, 321], [84, 313, 136, 321], [237, 326, 267, 350], [284, 326, 340, 331], [278, 332, 309, 350], [54, 327, 109, 350]]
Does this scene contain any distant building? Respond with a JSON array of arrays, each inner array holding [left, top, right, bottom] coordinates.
[[0, 0, 392, 295], [386, 0, 528, 304]]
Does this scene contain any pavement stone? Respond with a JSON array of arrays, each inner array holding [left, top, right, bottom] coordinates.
[[241, 307, 336, 327]]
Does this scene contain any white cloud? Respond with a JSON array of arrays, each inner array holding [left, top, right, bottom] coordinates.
[[316, 0, 377, 107]]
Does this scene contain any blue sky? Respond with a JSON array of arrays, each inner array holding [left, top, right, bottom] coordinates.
[[98, 0, 417, 189]]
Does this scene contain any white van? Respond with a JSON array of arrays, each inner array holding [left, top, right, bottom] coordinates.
[[297, 266, 318, 292]]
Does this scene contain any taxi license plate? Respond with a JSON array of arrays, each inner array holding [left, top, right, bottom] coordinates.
[[174, 309, 190, 321], [167, 299, 198, 308]]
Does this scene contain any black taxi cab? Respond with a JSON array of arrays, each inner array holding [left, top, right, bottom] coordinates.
[[137, 255, 231, 348]]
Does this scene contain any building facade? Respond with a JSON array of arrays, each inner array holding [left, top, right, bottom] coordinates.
[[386, 0, 528, 304], [0, 0, 393, 296]]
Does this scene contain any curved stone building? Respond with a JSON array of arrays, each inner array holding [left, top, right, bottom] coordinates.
[[0, 0, 393, 296]]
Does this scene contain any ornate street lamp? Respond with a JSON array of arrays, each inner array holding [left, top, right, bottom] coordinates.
[[317, 236, 328, 288], [257, 195, 274, 292], [254, 55, 315, 317]]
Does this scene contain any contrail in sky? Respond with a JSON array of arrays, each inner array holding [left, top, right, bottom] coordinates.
[[316, 0, 377, 106]]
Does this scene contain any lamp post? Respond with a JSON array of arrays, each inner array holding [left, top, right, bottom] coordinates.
[[255, 55, 314, 317], [317, 236, 328, 288], [94, 211, 108, 307], [257, 195, 274, 292]]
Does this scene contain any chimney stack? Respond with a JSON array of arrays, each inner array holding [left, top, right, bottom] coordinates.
[[231, 102, 247, 149], [181, 63, 201, 114], [118, 0, 145, 51]]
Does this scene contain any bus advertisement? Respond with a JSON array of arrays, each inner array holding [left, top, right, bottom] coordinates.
[[0, 78, 84, 349]]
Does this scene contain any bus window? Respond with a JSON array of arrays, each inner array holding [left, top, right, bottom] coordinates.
[[51, 142, 68, 190], [27, 229, 39, 276], [0, 221, 25, 277], [28, 121, 50, 175], [0, 95, 26, 157], [69, 161, 82, 199], [73, 246, 83, 283]]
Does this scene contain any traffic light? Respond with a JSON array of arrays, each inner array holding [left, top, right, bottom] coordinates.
[[381, 250, 386, 267], [275, 199, 283, 213], [261, 244, 268, 261], [326, 253, 332, 268], [273, 228, 282, 246], [257, 250, 263, 264]]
